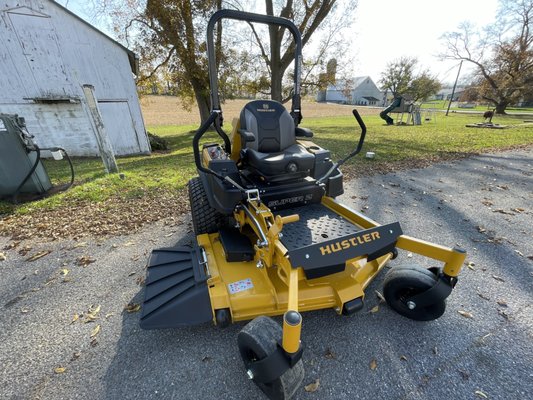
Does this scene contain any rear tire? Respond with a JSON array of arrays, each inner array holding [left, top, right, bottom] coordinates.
[[383, 264, 446, 321], [238, 316, 304, 400], [188, 177, 228, 235]]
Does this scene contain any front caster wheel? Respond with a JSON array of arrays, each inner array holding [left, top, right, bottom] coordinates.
[[237, 316, 304, 400], [383, 264, 446, 321]]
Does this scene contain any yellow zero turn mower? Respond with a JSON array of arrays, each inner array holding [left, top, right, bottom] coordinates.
[[140, 10, 466, 400]]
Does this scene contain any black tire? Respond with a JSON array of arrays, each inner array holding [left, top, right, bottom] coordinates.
[[188, 177, 228, 235], [238, 316, 304, 400], [383, 264, 446, 321]]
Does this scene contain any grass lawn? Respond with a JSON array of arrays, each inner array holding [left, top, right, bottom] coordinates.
[[1, 111, 532, 238]]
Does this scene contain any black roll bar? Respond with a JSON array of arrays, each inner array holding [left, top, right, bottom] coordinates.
[[207, 9, 303, 124]]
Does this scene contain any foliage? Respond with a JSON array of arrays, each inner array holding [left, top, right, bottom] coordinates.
[[379, 57, 441, 102], [94, 0, 354, 121], [440, 0, 533, 113]]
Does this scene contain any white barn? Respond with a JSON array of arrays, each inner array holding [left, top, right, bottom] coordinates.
[[317, 76, 384, 106], [0, 0, 150, 156]]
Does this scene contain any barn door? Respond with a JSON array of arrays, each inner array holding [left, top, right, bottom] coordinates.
[[8, 12, 71, 98], [98, 101, 142, 155]]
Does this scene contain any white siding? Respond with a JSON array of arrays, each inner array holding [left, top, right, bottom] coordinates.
[[0, 0, 149, 156]]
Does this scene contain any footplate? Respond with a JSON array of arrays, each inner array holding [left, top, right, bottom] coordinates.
[[140, 246, 213, 329], [287, 222, 402, 279]]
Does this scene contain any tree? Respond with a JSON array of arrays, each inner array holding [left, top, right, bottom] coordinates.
[[379, 57, 441, 102], [92, 0, 354, 123], [440, 0, 533, 114]]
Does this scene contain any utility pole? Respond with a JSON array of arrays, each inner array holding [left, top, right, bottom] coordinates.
[[446, 61, 463, 117]]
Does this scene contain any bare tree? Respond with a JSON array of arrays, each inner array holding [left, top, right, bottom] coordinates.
[[379, 57, 441, 102], [440, 0, 533, 113]]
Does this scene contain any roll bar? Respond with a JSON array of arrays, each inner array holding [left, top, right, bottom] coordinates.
[[207, 9, 303, 124]]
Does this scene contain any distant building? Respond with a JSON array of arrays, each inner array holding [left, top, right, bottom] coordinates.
[[316, 76, 384, 106], [0, 0, 150, 156], [431, 87, 465, 102]]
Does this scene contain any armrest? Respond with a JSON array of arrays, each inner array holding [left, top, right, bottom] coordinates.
[[295, 127, 313, 138], [238, 129, 256, 143]]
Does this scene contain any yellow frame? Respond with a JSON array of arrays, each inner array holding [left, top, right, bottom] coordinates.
[[197, 194, 465, 354]]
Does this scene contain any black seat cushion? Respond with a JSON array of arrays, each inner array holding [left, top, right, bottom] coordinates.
[[239, 100, 314, 179], [245, 143, 315, 177]]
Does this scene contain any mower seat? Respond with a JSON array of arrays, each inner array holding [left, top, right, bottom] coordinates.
[[239, 100, 314, 179]]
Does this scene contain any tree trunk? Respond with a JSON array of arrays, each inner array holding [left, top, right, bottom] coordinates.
[[191, 79, 211, 124], [495, 102, 508, 114], [270, 71, 283, 102]]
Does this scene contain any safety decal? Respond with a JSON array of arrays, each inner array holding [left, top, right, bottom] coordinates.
[[228, 278, 253, 294]]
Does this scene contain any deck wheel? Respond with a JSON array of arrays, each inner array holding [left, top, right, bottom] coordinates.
[[237, 316, 304, 400], [383, 264, 446, 321]]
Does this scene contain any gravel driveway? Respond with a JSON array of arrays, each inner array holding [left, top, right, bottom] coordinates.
[[1, 148, 531, 400]]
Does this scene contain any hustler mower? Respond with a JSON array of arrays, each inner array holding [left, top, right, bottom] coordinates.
[[140, 10, 466, 400]]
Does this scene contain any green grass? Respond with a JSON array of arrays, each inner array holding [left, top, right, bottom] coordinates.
[[420, 100, 533, 113], [1, 112, 532, 217]]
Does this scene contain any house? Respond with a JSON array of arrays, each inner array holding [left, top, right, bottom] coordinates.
[[316, 76, 384, 106], [0, 0, 150, 156]]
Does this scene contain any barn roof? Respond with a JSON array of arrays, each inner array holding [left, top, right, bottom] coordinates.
[[51, 0, 139, 75]]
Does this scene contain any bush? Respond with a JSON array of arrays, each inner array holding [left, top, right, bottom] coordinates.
[[147, 132, 169, 151]]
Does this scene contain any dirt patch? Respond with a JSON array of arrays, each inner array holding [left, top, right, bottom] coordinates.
[[140, 95, 380, 126]]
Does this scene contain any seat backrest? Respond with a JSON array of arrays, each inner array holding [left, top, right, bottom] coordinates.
[[239, 100, 295, 153]]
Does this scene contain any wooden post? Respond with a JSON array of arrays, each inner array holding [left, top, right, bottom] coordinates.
[[81, 84, 119, 173]]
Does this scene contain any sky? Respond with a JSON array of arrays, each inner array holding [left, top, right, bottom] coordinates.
[[350, 0, 499, 84], [60, 0, 501, 87]]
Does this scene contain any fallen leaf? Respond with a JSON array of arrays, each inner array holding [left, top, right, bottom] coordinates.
[[466, 261, 476, 270], [60, 269, 69, 276], [164, 232, 174, 237], [370, 359, 378, 370], [0, 252, 6, 261], [492, 275, 505, 282], [128, 271, 136, 277], [475, 390, 488, 399], [458, 310, 474, 319], [71, 242, 88, 249], [105, 313, 114, 319], [375, 290, 385, 302], [85, 305, 101, 322], [512, 207, 524, 212], [20, 308, 30, 314], [478, 292, 491, 301], [407, 253, 413, 258], [76, 256, 96, 267], [369, 305, 379, 314], [135, 276, 145, 286], [201, 356, 212, 362], [26, 250, 52, 262], [71, 313, 79, 324], [123, 241, 136, 247], [514, 250, 523, 257], [400, 355, 407, 361], [90, 338, 98, 347], [477, 226, 486, 233], [498, 309, 509, 320], [54, 367, 66, 374], [18, 246, 32, 256], [125, 303, 141, 313], [304, 379, 320, 392], [90, 324, 101, 338], [432, 346, 438, 355], [324, 348, 336, 359], [71, 352, 81, 360], [528, 255, 533, 261], [496, 300, 507, 307]]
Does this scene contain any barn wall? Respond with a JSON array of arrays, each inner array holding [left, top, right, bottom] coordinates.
[[0, 0, 149, 156]]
